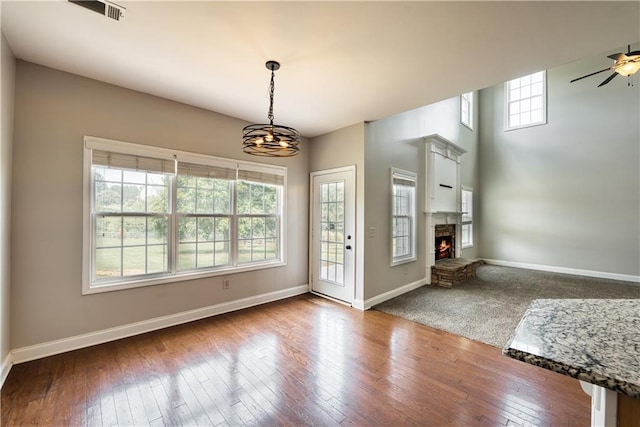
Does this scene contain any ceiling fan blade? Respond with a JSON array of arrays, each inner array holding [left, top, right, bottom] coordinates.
[[570, 67, 611, 83], [607, 53, 624, 60], [597, 72, 618, 87]]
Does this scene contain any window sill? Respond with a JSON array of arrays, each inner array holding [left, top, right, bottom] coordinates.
[[83, 260, 286, 295], [391, 256, 417, 267]]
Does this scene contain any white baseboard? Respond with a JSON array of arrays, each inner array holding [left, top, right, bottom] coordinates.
[[482, 259, 640, 283], [355, 277, 428, 311], [1, 352, 12, 389], [10, 284, 309, 365]]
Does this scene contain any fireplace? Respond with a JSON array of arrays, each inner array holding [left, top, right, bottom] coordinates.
[[434, 224, 455, 261]]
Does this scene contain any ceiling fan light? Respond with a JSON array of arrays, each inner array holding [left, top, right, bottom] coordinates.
[[616, 61, 640, 77]]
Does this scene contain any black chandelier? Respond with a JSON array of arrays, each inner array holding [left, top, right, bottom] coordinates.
[[242, 61, 300, 157]]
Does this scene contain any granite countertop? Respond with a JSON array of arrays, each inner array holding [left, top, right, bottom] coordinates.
[[503, 299, 640, 398]]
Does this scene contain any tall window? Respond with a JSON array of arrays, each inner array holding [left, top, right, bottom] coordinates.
[[83, 137, 286, 294], [460, 91, 473, 130], [391, 168, 417, 266], [461, 186, 473, 248], [505, 71, 547, 130]]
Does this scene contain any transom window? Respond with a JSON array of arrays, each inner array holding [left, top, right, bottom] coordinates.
[[505, 71, 547, 130], [391, 168, 417, 266], [83, 137, 286, 294], [460, 91, 474, 130]]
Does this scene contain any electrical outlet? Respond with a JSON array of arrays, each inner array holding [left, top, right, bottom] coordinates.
[[222, 278, 230, 290]]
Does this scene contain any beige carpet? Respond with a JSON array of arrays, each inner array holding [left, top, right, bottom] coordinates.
[[373, 265, 640, 347]]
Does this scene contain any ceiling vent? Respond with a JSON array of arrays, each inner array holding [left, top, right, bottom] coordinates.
[[68, 0, 125, 21]]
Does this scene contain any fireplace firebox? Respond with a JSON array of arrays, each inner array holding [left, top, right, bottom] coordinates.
[[434, 224, 456, 261], [435, 236, 454, 261]]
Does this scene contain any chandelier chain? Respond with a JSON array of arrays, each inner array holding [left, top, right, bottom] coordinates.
[[268, 68, 275, 125]]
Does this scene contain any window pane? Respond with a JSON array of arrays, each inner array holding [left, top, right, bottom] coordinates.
[[177, 187, 196, 213], [531, 96, 542, 110], [178, 243, 196, 270], [123, 246, 145, 276], [197, 217, 214, 241], [237, 181, 251, 214], [213, 180, 231, 214], [147, 184, 168, 213], [196, 188, 213, 214], [95, 182, 122, 212], [251, 184, 265, 213], [179, 217, 197, 242], [197, 242, 214, 268], [95, 247, 121, 279], [148, 217, 168, 244], [123, 217, 146, 246], [122, 184, 145, 212], [147, 244, 168, 274], [96, 216, 122, 248], [238, 217, 251, 239], [214, 241, 230, 265], [123, 170, 146, 185]]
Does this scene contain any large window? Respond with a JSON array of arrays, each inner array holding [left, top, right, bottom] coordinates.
[[83, 137, 286, 294], [505, 71, 547, 130], [391, 168, 417, 266], [461, 186, 473, 248]]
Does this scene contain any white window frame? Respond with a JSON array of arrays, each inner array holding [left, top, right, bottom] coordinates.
[[461, 186, 473, 249], [391, 168, 417, 266], [82, 136, 287, 294], [460, 91, 474, 130], [504, 70, 547, 131]]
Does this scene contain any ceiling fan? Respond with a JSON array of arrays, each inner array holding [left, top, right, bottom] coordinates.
[[570, 44, 640, 87]]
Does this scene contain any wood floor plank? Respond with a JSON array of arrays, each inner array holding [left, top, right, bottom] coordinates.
[[1, 294, 591, 426]]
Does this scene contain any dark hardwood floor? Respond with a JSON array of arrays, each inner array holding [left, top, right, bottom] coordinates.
[[2, 293, 590, 426]]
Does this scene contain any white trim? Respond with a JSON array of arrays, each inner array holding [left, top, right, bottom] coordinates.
[[11, 284, 309, 365], [482, 259, 640, 284], [354, 277, 428, 311], [1, 352, 13, 389], [391, 168, 417, 266]]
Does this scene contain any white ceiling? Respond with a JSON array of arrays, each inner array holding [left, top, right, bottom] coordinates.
[[1, 1, 639, 137]]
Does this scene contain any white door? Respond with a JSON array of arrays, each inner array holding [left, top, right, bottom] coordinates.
[[310, 167, 355, 304]]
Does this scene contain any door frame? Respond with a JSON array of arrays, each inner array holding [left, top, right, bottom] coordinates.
[[309, 165, 356, 305]]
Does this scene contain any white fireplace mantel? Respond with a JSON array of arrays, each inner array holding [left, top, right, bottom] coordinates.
[[424, 134, 467, 282]]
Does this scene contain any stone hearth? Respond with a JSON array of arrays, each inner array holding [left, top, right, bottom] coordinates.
[[431, 258, 483, 288]]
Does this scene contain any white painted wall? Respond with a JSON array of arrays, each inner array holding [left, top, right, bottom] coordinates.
[[10, 61, 310, 349], [364, 96, 479, 300], [478, 44, 640, 278], [1, 33, 16, 377]]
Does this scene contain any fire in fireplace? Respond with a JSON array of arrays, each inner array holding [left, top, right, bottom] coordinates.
[[435, 236, 454, 261]]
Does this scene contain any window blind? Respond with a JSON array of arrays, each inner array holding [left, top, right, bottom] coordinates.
[[177, 161, 236, 180], [92, 150, 175, 174], [237, 169, 285, 186]]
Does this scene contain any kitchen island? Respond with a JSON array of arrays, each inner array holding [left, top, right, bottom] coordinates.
[[503, 299, 639, 427]]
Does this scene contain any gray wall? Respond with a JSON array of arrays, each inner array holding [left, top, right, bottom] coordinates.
[[1, 33, 15, 368], [364, 96, 479, 300], [478, 44, 640, 277], [11, 61, 310, 348]]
